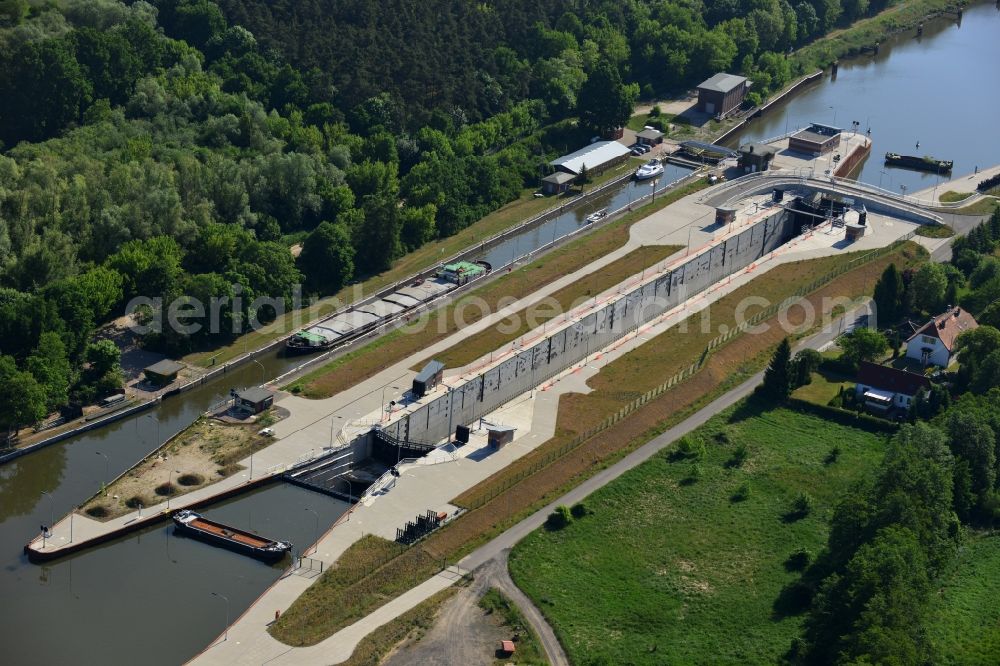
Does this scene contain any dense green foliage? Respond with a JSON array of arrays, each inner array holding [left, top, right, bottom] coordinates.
[[0, 0, 910, 430]]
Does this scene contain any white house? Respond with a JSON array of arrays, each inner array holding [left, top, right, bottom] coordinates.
[[905, 307, 978, 368], [855, 361, 931, 414]]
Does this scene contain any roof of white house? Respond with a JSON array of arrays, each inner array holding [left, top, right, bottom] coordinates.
[[696, 72, 748, 94], [549, 140, 631, 175], [906, 307, 978, 352]]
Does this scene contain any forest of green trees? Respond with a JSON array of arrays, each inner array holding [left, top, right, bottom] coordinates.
[[0, 0, 903, 432]]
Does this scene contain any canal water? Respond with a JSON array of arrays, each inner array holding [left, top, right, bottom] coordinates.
[[732, 1, 1000, 196], [476, 162, 696, 269], [1, 5, 997, 664]]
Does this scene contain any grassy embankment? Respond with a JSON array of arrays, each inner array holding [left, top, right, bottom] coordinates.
[[271, 535, 440, 646], [478, 588, 548, 665], [508, 406, 888, 665], [286, 179, 708, 399], [414, 243, 683, 371], [790, 0, 966, 72], [915, 223, 956, 238], [183, 160, 638, 368], [927, 532, 1000, 664], [271, 242, 927, 646], [938, 190, 1000, 216]]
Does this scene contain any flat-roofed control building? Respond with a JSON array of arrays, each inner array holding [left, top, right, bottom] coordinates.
[[788, 123, 842, 156]]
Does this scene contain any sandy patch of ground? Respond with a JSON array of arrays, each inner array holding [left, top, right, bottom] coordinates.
[[81, 414, 282, 520]]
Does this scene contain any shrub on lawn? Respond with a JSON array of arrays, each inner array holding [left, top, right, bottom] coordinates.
[[546, 505, 572, 530], [731, 481, 751, 502], [727, 444, 749, 468], [785, 492, 814, 521], [570, 502, 590, 519], [785, 548, 812, 572], [825, 445, 842, 464]]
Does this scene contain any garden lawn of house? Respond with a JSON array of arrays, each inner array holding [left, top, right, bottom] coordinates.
[[926, 532, 1000, 665], [792, 370, 852, 406], [509, 406, 888, 665]]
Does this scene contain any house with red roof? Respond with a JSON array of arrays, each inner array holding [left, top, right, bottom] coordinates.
[[904, 307, 978, 368], [855, 361, 932, 414]]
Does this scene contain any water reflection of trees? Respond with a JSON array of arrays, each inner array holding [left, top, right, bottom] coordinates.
[[0, 446, 66, 521]]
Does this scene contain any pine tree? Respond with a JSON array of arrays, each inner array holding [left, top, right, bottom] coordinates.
[[761, 338, 793, 402], [872, 263, 903, 325]]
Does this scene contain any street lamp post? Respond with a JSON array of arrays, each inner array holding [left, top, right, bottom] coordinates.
[[380, 385, 399, 424], [95, 451, 110, 492], [329, 415, 343, 448], [166, 469, 180, 511], [304, 507, 319, 555], [252, 359, 265, 386], [210, 592, 230, 641]]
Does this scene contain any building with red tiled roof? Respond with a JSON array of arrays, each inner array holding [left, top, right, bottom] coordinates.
[[905, 307, 979, 367], [855, 361, 932, 414]]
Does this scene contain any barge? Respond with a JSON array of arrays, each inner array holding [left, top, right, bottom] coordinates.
[[884, 152, 953, 173], [172, 510, 292, 562], [286, 260, 490, 354]]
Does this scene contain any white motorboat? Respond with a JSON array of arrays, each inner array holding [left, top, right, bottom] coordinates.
[[634, 158, 664, 180], [586, 209, 607, 224]]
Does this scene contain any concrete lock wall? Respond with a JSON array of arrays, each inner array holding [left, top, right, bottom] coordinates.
[[385, 209, 795, 446]]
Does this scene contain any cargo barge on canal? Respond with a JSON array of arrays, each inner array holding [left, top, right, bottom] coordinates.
[[172, 510, 292, 562], [884, 152, 953, 173], [285, 260, 490, 354]]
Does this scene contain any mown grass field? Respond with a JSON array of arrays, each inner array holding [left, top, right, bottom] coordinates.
[[286, 179, 708, 399], [927, 532, 1000, 665], [509, 406, 888, 665], [419, 243, 683, 371]]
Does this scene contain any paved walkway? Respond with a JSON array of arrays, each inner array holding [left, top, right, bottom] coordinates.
[[914, 163, 1000, 202]]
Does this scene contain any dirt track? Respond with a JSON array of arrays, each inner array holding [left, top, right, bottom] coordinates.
[[384, 550, 566, 666]]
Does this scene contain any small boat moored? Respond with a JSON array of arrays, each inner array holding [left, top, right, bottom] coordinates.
[[586, 209, 607, 224], [634, 158, 665, 180], [172, 510, 292, 562]]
